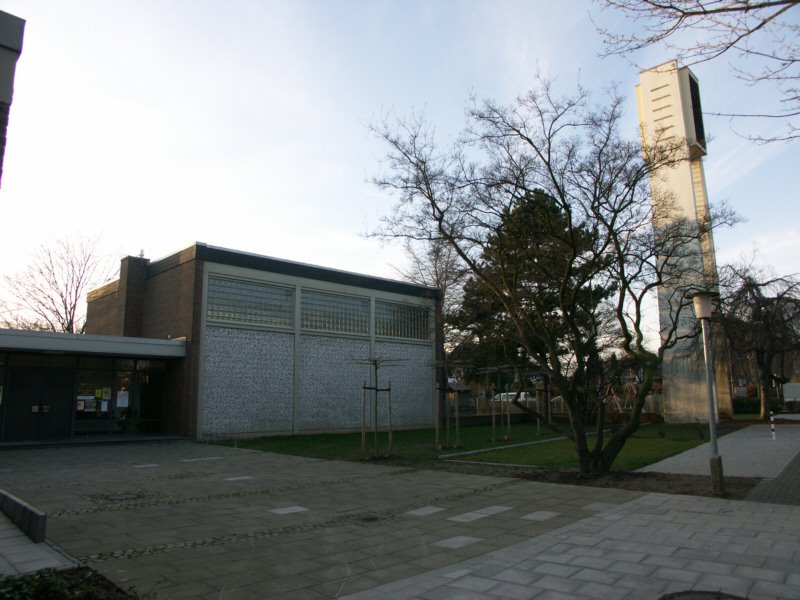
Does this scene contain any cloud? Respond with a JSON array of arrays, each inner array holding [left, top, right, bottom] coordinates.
[[704, 130, 790, 194]]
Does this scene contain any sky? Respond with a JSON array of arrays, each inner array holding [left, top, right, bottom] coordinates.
[[0, 0, 798, 289]]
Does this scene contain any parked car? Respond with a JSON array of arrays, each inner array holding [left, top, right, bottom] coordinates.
[[492, 392, 532, 402]]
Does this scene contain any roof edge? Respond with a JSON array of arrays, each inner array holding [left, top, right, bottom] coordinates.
[[0, 328, 186, 358], [149, 242, 440, 300]]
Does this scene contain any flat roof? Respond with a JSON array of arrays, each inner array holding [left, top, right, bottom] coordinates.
[[0, 329, 186, 358], [147, 242, 440, 300]]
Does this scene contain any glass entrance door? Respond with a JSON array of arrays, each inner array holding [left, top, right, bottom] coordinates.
[[2, 368, 74, 441]]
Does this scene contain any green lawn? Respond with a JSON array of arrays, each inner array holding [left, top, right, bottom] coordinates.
[[223, 420, 743, 472], [732, 413, 761, 421], [227, 422, 558, 461], [456, 423, 737, 471]]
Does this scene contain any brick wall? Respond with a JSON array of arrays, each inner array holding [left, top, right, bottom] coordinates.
[[85, 256, 149, 337], [119, 256, 148, 336], [140, 254, 203, 438], [85, 281, 120, 335], [85, 251, 202, 439], [141, 258, 196, 340]]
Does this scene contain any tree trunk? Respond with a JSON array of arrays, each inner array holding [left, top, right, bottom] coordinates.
[[594, 367, 655, 474], [563, 399, 591, 474]]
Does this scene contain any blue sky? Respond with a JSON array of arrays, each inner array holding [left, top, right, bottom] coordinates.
[[0, 0, 797, 283]]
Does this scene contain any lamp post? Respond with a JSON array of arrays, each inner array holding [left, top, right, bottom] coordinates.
[[688, 290, 725, 496]]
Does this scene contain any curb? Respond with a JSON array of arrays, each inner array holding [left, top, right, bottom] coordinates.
[[0, 489, 46, 543]]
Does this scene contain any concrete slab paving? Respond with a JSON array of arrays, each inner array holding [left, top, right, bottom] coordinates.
[[342, 493, 800, 600], [0, 429, 799, 599], [640, 423, 800, 477], [0, 511, 74, 575], [0, 441, 641, 598]]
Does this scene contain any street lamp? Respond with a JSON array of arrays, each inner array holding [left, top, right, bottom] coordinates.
[[688, 290, 725, 496]]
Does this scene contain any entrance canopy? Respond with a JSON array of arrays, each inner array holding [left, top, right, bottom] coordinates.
[[0, 329, 186, 357]]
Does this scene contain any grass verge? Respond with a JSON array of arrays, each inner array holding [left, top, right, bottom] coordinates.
[[224, 421, 747, 472], [229, 423, 560, 461]]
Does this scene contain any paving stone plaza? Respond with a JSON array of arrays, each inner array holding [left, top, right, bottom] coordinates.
[[1, 422, 799, 599]]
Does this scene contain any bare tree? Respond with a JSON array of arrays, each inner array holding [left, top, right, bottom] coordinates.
[[391, 238, 470, 448], [393, 238, 468, 352], [372, 79, 737, 474], [1, 236, 116, 334], [594, 0, 800, 142], [718, 260, 800, 416]]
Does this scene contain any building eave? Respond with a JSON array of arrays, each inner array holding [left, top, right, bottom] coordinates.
[[0, 328, 186, 358], [145, 242, 440, 300]]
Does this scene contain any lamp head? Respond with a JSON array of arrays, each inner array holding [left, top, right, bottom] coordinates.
[[686, 290, 719, 320]]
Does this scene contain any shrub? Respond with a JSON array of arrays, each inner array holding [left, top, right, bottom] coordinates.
[[0, 568, 139, 600]]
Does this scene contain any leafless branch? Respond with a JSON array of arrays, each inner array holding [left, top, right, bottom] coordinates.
[[594, 0, 800, 141], [371, 77, 737, 473], [1, 236, 117, 334]]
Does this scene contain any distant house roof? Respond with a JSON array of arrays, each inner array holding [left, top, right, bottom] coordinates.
[[448, 380, 473, 393]]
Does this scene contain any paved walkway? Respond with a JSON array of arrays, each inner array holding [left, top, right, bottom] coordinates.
[[342, 493, 800, 600], [640, 421, 800, 505], [0, 425, 798, 599], [640, 423, 800, 478], [0, 512, 74, 575]]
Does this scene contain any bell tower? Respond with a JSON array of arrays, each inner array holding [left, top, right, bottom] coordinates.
[[636, 60, 733, 422], [0, 9, 24, 187]]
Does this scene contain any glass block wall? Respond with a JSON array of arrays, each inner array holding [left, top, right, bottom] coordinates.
[[207, 277, 431, 341], [207, 277, 294, 328], [301, 290, 369, 335], [375, 300, 429, 340]]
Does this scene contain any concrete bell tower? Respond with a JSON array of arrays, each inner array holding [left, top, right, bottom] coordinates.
[[0, 9, 24, 188], [636, 60, 733, 422]]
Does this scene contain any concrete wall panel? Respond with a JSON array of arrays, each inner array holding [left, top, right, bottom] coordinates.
[[373, 341, 434, 428], [297, 335, 371, 431], [201, 326, 293, 435]]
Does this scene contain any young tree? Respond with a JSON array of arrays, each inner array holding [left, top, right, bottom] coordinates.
[[373, 80, 736, 474], [719, 262, 800, 417], [1, 236, 116, 334], [594, 0, 800, 142]]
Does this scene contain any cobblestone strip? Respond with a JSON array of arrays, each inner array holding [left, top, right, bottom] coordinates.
[[6, 465, 366, 492], [77, 479, 522, 563], [79, 513, 397, 563], [0, 469, 239, 492], [51, 469, 418, 517]]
